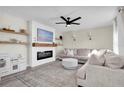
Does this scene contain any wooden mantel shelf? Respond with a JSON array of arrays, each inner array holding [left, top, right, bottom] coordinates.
[[32, 43, 57, 47]]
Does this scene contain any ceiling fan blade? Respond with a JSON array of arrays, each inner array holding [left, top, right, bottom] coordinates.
[[70, 17, 81, 23], [56, 22, 66, 24], [71, 23, 80, 25], [60, 16, 67, 22]]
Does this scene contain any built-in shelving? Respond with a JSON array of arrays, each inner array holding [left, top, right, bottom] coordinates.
[[0, 41, 28, 45], [0, 30, 29, 36], [32, 43, 57, 47]]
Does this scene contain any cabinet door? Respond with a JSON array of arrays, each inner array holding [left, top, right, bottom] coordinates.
[[0, 61, 11, 77], [10, 64, 20, 74]]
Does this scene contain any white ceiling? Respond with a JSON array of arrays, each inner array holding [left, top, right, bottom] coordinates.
[[0, 6, 117, 32]]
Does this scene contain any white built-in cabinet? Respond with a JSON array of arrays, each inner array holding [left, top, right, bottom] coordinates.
[[0, 55, 27, 77], [0, 30, 28, 79]]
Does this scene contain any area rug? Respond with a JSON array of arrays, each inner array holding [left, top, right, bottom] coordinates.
[[0, 61, 82, 87]]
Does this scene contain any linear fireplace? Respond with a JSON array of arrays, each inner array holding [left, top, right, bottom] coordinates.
[[37, 50, 53, 60]]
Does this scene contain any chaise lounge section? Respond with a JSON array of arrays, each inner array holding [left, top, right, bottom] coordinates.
[[77, 64, 124, 87], [76, 50, 124, 87]]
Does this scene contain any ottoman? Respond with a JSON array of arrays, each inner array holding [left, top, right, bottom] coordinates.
[[62, 58, 78, 69]]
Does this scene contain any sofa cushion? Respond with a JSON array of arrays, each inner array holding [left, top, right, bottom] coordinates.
[[74, 55, 89, 60], [59, 54, 72, 58], [105, 54, 124, 69], [88, 54, 105, 66], [77, 49, 90, 56], [67, 49, 74, 56], [64, 48, 77, 55]]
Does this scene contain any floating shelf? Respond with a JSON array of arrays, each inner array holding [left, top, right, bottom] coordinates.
[[0, 41, 28, 45], [0, 30, 29, 36], [32, 43, 57, 47]]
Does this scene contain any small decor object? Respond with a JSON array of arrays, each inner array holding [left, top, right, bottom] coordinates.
[[72, 34, 76, 41], [2, 27, 15, 32], [59, 36, 63, 40], [10, 38, 18, 43], [88, 32, 92, 40], [20, 29, 26, 33]]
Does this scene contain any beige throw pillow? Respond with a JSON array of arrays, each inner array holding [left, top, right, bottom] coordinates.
[[96, 49, 106, 56], [105, 54, 124, 69], [66, 49, 74, 56], [88, 54, 105, 66]]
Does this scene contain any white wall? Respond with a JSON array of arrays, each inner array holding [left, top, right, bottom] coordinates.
[[29, 21, 56, 67], [63, 26, 113, 49], [55, 31, 64, 56], [0, 13, 28, 65], [0, 13, 27, 32]]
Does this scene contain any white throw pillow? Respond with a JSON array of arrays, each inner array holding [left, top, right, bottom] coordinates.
[[96, 49, 106, 57], [88, 54, 105, 66], [105, 54, 124, 69], [88, 49, 106, 65], [67, 49, 74, 56], [91, 49, 98, 55], [88, 49, 98, 57], [105, 50, 117, 56]]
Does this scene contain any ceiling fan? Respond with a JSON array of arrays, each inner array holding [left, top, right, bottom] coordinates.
[[56, 16, 81, 27]]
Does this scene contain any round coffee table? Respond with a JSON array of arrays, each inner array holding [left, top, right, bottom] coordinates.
[[62, 58, 78, 69]]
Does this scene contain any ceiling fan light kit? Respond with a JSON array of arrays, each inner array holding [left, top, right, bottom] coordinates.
[[56, 16, 81, 27]]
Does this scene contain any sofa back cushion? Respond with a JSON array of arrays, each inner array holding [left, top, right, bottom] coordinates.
[[77, 49, 90, 56], [105, 54, 124, 69], [64, 48, 77, 56]]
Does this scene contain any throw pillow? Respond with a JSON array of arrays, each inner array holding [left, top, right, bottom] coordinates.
[[96, 49, 106, 57], [66, 49, 74, 56], [91, 49, 98, 55], [64, 48, 68, 55], [105, 49, 117, 56], [88, 54, 105, 66], [88, 49, 106, 64], [105, 54, 124, 69]]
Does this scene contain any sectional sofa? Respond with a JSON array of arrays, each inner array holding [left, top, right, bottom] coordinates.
[[58, 48, 91, 63], [76, 50, 124, 87]]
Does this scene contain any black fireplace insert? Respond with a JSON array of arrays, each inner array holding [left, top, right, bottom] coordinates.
[[37, 50, 53, 60]]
